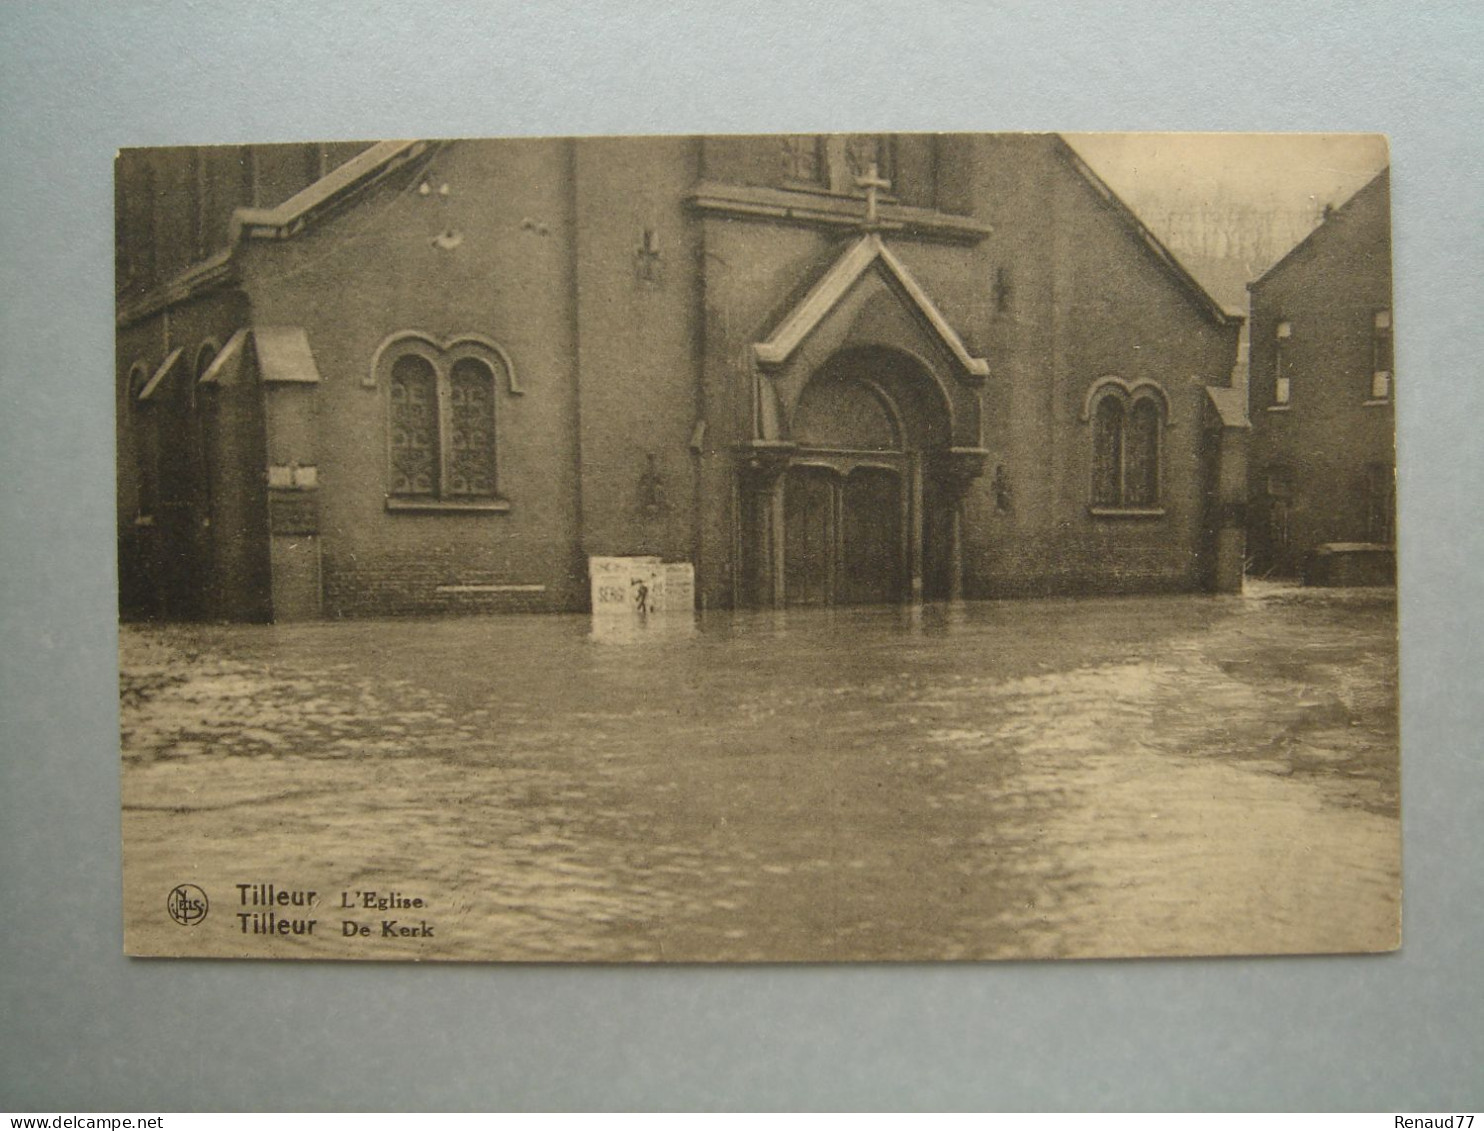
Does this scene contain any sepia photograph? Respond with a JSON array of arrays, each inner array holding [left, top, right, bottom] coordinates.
[[115, 131, 1398, 962]]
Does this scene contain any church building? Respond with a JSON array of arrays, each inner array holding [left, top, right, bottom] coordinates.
[[115, 134, 1248, 621]]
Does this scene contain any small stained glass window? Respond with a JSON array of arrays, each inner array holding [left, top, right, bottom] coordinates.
[[384, 340, 506, 506], [1090, 388, 1163, 509], [389, 354, 440, 497], [1092, 398, 1124, 507], [447, 358, 496, 497]]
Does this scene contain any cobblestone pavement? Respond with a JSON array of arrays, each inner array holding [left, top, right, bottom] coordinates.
[[120, 583, 1399, 961]]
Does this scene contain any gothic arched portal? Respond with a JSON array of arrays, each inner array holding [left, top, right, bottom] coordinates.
[[744, 346, 971, 608]]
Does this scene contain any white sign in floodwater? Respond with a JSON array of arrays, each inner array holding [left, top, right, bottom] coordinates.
[[588, 556, 696, 640], [589, 556, 661, 616]]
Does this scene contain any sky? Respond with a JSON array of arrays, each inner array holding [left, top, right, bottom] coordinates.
[[1065, 132, 1389, 217], [1064, 132, 1390, 313]]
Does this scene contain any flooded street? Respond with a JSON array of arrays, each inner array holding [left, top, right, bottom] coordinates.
[[120, 583, 1399, 962]]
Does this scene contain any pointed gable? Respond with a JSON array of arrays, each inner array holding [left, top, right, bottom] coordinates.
[[752, 233, 990, 379], [1249, 167, 1390, 291], [196, 329, 248, 387], [137, 347, 183, 402], [1053, 136, 1240, 330]]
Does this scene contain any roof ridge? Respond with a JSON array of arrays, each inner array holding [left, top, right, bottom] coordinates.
[[1248, 166, 1390, 290], [231, 140, 432, 240], [1053, 135, 1241, 329]]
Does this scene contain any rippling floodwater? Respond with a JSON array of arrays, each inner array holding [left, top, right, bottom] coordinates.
[[120, 583, 1399, 961]]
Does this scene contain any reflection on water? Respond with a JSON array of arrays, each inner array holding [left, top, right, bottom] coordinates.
[[590, 610, 699, 645], [120, 584, 1399, 961]]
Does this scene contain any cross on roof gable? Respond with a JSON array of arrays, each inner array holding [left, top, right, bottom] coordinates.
[[752, 233, 990, 379]]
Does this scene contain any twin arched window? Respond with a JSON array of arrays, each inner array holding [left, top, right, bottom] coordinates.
[[1090, 385, 1165, 509], [382, 336, 508, 504]]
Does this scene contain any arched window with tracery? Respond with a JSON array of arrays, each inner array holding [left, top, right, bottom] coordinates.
[[1125, 399, 1160, 506], [1088, 382, 1165, 512], [1092, 398, 1124, 507], [390, 354, 441, 497], [380, 334, 509, 509], [446, 357, 496, 497]]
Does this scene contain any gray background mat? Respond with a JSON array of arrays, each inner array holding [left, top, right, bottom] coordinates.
[[1, 0, 1480, 1111]]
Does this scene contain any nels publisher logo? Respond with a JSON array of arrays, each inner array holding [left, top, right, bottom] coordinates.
[[167, 884, 209, 926]]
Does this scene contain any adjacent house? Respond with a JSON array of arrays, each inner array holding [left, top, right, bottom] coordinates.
[[1246, 167, 1394, 582]]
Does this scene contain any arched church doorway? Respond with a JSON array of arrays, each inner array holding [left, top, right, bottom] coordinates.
[[776, 347, 955, 607]]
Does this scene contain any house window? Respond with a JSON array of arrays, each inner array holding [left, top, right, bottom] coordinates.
[[1371, 309, 1393, 400], [1273, 320, 1292, 406], [383, 337, 506, 508], [1091, 388, 1163, 510], [1364, 463, 1394, 544]]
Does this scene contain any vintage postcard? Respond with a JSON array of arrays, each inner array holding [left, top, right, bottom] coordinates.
[[116, 133, 1398, 961]]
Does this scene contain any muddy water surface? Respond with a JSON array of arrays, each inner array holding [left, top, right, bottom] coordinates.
[[120, 584, 1399, 961]]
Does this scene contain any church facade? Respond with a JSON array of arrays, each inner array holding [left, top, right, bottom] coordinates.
[[115, 135, 1247, 621]]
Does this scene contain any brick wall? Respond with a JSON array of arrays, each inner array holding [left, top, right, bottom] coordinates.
[[1248, 170, 1393, 576], [239, 139, 586, 617], [961, 135, 1241, 596]]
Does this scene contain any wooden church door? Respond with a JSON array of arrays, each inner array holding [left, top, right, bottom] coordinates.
[[784, 466, 836, 605], [771, 347, 963, 608], [782, 464, 906, 606], [840, 467, 903, 604]]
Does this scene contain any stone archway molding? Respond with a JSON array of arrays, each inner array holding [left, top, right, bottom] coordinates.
[[1079, 375, 1173, 425], [368, 330, 522, 395], [752, 233, 989, 380]]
